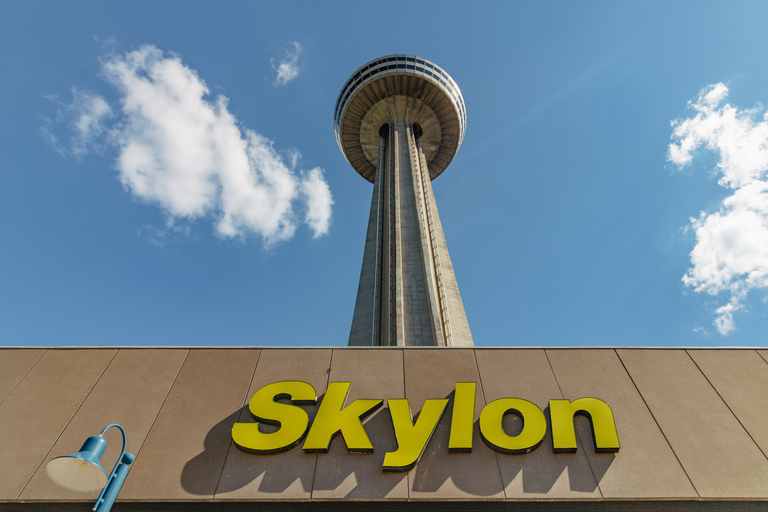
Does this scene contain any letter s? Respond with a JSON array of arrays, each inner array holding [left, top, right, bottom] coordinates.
[[232, 381, 317, 454]]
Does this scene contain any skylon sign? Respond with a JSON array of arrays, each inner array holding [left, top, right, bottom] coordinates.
[[232, 381, 620, 472]]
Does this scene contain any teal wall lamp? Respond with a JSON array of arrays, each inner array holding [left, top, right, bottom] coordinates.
[[46, 423, 134, 512]]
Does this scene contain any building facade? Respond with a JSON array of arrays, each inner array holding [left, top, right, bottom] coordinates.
[[3, 347, 768, 510]]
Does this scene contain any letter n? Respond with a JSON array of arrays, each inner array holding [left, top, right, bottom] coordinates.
[[549, 398, 620, 453]]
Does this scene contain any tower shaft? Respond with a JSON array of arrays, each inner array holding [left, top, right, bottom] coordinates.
[[349, 119, 473, 347]]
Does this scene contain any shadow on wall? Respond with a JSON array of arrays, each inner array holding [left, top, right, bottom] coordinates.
[[181, 400, 615, 498], [407, 401, 615, 495], [180, 410, 243, 496], [467, 411, 616, 494], [309, 406, 406, 499]]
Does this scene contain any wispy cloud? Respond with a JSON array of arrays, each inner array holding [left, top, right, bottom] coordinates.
[[669, 83, 768, 334], [270, 41, 302, 87], [45, 44, 332, 246], [41, 88, 113, 157]]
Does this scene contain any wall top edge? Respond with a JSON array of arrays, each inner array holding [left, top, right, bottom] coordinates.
[[0, 345, 766, 350]]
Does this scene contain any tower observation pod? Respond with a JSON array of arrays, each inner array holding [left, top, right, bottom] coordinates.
[[335, 55, 473, 347]]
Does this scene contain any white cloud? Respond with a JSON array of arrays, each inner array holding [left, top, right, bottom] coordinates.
[[669, 83, 768, 334], [300, 167, 333, 238], [47, 44, 332, 246], [41, 88, 113, 157], [270, 42, 302, 86]]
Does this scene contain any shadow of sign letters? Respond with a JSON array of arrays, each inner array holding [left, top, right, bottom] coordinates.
[[182, 390, 616, 498]]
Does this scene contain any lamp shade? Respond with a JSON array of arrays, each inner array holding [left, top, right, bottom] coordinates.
[[46, 435, 109, 492]]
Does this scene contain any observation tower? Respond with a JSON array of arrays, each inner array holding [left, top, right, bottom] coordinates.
[[335, 55, 473, 347]]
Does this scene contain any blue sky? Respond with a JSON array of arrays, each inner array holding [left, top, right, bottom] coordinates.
[[2, 1, 768, 347]]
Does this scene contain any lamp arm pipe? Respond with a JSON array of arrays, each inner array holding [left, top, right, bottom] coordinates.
[[94, 461, 131, 512], [93, 424, 130, 512]]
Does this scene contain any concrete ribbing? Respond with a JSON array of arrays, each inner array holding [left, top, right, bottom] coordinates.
[[347, 121, 473, 347], [341, 55, 473, 347]]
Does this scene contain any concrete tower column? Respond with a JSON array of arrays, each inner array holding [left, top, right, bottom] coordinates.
[[335, 55, 473, 347]]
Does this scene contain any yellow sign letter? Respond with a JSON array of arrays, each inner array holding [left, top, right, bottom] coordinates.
[[303, 382, 383, 453], [479, 398, 546, 454], [448, 382, 476, 453], [232, 380, 317, 454], [383, 398, 448, 471], [549, 398, 620, 453]]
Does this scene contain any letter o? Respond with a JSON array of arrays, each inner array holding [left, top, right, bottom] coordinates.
[[479, 398, 546, 454]]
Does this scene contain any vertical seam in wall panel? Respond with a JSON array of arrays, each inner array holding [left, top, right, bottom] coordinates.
[[472, 349, 506, 499], [0, 349, 47, 407], [16, 348, 119, 499], [131, 349, 191, 462], [213, 349, 262, 499], [686, 350, 768, 462], [543, 349, 565, 399], [310, 349, 335, 501], [615, 349, 699, 497], [544, 350, 603, 499]]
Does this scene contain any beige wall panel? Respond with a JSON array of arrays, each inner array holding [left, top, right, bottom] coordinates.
[[404, 349, 504, 499], [688, 350, 768, 457], [312, 349, 407, 500], [618, 349, 768, 497], [475, 349, 600, 499], [547, 349, 696, 499], [0, 349, 45, 404], [120, 349, 259, 500], [216, 348, 331, 500], [0, 349, 116, 499], [19, 349, 188, 500]]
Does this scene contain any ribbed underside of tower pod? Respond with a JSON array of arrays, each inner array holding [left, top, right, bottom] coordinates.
[[348, 115, 473, 347]]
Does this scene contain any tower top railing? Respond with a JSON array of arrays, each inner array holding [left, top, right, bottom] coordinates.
[[333, 55, 466, 154]]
